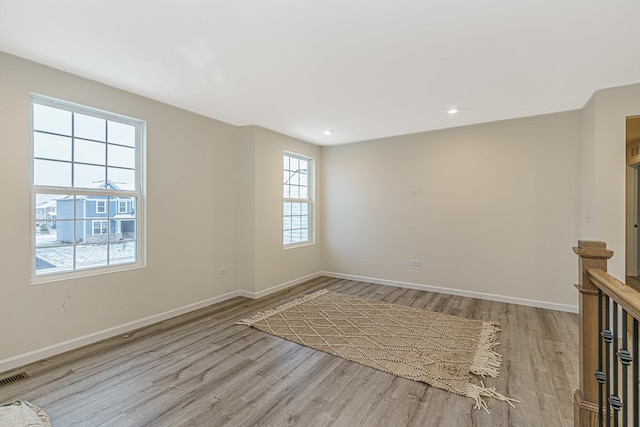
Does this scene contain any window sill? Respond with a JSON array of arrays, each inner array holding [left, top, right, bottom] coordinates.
[[30, 261, 146, 285], [283, 241, 316, 250]]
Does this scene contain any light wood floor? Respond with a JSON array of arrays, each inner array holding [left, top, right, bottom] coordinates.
[[0, 277, 578, 426]]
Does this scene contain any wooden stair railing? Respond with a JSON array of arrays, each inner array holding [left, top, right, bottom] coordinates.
[[574, 240, 640, 426]]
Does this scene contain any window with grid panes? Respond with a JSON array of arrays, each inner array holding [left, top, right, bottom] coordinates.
[[31, 94, 145, 281], [93, 220, 108, 235], [283, 152, 313, 246]]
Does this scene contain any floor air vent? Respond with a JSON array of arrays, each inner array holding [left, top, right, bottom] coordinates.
[[0, 372, 30, 388]]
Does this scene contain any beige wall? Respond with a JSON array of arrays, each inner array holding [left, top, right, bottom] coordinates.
[[0, 51, 242, 364], [580, 95, 597, 241], [253, 127, 322, 293], [0, 52, 325, 369], [584, 83, 640, 279], [234, 127, 257, 291], [321, 112, 581, 307], [3, 48, 640, 372], [231, 126, 323, 295]]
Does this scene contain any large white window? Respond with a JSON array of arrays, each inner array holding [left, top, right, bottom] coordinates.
[[31, 94, 145, 280], [283, 152, 313, 246]]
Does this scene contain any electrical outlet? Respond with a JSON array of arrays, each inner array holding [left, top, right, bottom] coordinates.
[[410, 260, 421, 267], [219, 267, 229, 275], [410, 189, 421, 195]]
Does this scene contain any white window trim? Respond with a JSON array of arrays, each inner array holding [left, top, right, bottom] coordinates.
[[118, 200, 127, 213], [283, 151, 314, 248], [30, 94, 146, 284], [96, 200, 106, 214], [92, 220, 108, 235]]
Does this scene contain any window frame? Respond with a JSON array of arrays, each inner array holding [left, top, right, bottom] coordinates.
[[96, 200, 106, 214], [30, 94, 146, 283], [118, 200, 127, 214], [283, 151, 314, 248], [92, 220, 108, 235]]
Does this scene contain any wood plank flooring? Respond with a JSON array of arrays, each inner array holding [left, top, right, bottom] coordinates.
[[0, 277, 578, 426]]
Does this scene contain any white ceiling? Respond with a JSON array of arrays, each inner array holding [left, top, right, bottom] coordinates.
[[1, 1, 640, 145]]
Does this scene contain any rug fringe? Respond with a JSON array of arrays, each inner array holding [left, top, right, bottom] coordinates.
[[470, 321, 502, 378], [236, 289, 330, 326], [467, 381, 520, 414]]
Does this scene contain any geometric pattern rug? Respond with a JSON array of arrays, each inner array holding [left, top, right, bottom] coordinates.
[[238, 289, 518, 413]]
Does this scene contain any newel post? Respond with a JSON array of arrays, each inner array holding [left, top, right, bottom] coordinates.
[[573, 241, 614, 427]]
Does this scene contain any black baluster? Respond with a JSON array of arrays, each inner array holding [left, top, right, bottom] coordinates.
[[606, 295, 611, 426], [610, 395, 623, 412], [621, 309, 629, 427], [598, 289, 604, 427], [634, 318, 639, 427], [613, 301, 619, 427]]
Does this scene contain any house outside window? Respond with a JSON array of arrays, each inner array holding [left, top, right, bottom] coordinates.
[[31, 94, 145, 281], [283, 152, 313, 246]]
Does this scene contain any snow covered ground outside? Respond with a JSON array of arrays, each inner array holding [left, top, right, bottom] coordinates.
[[36, 230, 135, 272]]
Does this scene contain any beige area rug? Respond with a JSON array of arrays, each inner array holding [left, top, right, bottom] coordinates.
[[0, 400, 51, 426], [238, 289, 518, 412]]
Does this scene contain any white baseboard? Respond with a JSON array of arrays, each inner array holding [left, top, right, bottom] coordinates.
[[0, 271, 577, 375], [0, 290, 245, 375], [319, 271, 578, 313], [0, 271, 322, 375], [240, 272, 323, 299]]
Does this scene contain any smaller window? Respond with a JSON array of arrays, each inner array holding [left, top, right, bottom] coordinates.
[[118, 201, 127, 213], [283, 152, 313, 246], [96, 200, 106, 214], [93, 220, 108, 235]]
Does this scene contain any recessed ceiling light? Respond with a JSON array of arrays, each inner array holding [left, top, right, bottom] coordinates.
[[447, 107, 460, 115], [322, 129, 334, 135]]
